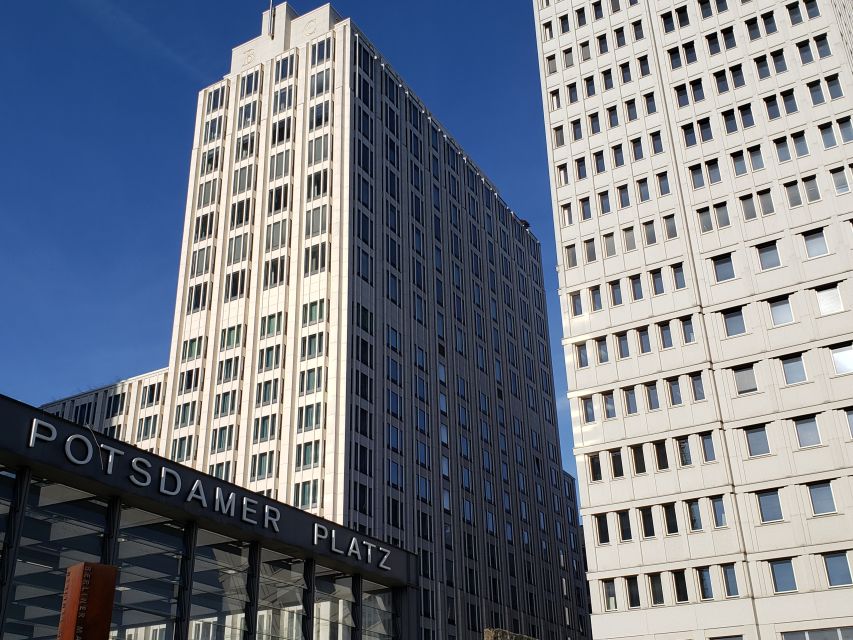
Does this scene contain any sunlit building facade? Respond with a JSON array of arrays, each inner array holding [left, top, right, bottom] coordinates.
[[533, 0, 853, 638], [43, 3, 588, 638]]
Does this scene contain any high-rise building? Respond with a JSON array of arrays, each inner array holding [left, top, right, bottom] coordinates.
[[532, 0, 853, 638], [42, 3, 589, 639]]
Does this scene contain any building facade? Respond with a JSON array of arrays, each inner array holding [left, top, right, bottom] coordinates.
[[43, 3, 588, 639], [0, 394, 418, 640], [532, 0, 853, 638]]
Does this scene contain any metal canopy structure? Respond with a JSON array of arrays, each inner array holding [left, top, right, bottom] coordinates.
[[0, 394, 418, 640]]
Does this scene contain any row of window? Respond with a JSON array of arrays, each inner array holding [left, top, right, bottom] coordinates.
[[541, 0, 640, 41], [580, 368, 707, 423], [589, 429, 717, 483], [601, 549, 849, 613], [567, 262, 688, 317], [719, 281, 846, 344], [579, 346, 852, 424], [565, 214, 678, 268], [559, 169, 670, 224], [575, 315, 696, 370]]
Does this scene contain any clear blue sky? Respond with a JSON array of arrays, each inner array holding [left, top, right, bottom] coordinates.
[[0, 0, 577, 473]]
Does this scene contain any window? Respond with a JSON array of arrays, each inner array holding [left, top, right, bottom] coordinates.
[[831, 168, 850, 194], [576, 343, 589, 368], [723, 564, 739, 597], [745, 425, 770, 456], [688, 500, 703, 531], [825, 553, 852, 587], [618, 510, 632, 541], [677, 437, 692, 466], [627, 576, 641, 608], [713, 254, 735, 282], [816, 285, 843, 315], [831, 344, 853, 374], [640, 507, 655, 538], [596, 513, 610, 544], [809, 481, 836, 515], [734, 365, 758, 395], [809, 80, 826, 105], [652, 270, 665, 295], [700, 432, 715, 461], [632, 445, 646, 474], [610, 449, 624, 478], [638, 327, 651, 353], [664, 503, 679, 534], [603, 580, 617, 610], [624, 387, 638, 414], [803, 229, 828, 258], [712, 496, 727, 527], [780, 354, 807, 384], [673, 570, 689, 602], [698, 567, 713, 599], [646, 381, 660, 410], [758, 489, 783, 522], [649, 574, 664, 605], [723, 308, 746, 337], [757, 242, 781, 270], [654, 440, 669, 470], [769, 297, 794, 326], [583, 397, 596, 423], [630, 275, 643, 300], [673, 263, 686, 289], [794, 416, 820, 447], [770, 559, 797, 593], [589, 453, 603, 481], [803, 176, 821, 203]]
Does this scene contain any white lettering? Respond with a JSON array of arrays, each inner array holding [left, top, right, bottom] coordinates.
[[330, 529, 345, 555], [362, 541, 376, 564], [241, 497, 258, 525], [186, 479, 208, 508], [313, 523, 329, 546], [160, 467, 182, 496], [378, 547, 392, 571], [214, 487, 236, 516], [29, 419, 56, 447], [347, 537, 362, 561], [129, 457, 152, 487], [264, 505, 280, 532], [65, 434, 93, 465], [99, 443, 124, 474]]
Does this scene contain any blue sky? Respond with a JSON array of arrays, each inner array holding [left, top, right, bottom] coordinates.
[[0, 0, 577, 473]]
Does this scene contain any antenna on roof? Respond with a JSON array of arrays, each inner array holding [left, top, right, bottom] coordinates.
[[268, 0, 275, 38]]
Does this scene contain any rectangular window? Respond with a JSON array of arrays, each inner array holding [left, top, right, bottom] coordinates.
[[809, 481, 836, 515], [745, 425, 770, 456], [770, 559, 797, 593], [758, 489, 783, 522], [723, 564, 739, 596], [712, 496, 727, 527], [824, 552, 853, 586]]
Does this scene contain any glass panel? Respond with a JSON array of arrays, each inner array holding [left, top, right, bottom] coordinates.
[[112, 507, 185, 640], [362, 581, 393, 640], [258, 549, 305, 640], [190, 530, 251, 640], [4, 477, 107, 640], [810, 631, 842, 640], [0, 467, 17, 561], [314, 568, 356, 639]]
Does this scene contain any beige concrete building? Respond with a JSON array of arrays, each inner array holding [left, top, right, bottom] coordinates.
[[43, 3, 591, 639], [532, 0, 853, 638]]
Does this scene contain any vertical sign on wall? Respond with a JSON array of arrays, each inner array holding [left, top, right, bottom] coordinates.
[[57, 562, 117, 640]]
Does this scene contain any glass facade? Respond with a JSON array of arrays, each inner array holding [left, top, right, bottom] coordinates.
[[0, 459, 412, 640]]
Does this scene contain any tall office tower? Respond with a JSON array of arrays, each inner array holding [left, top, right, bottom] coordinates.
[[532, 0, 853, 638], [42, 3, 590, 639]]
